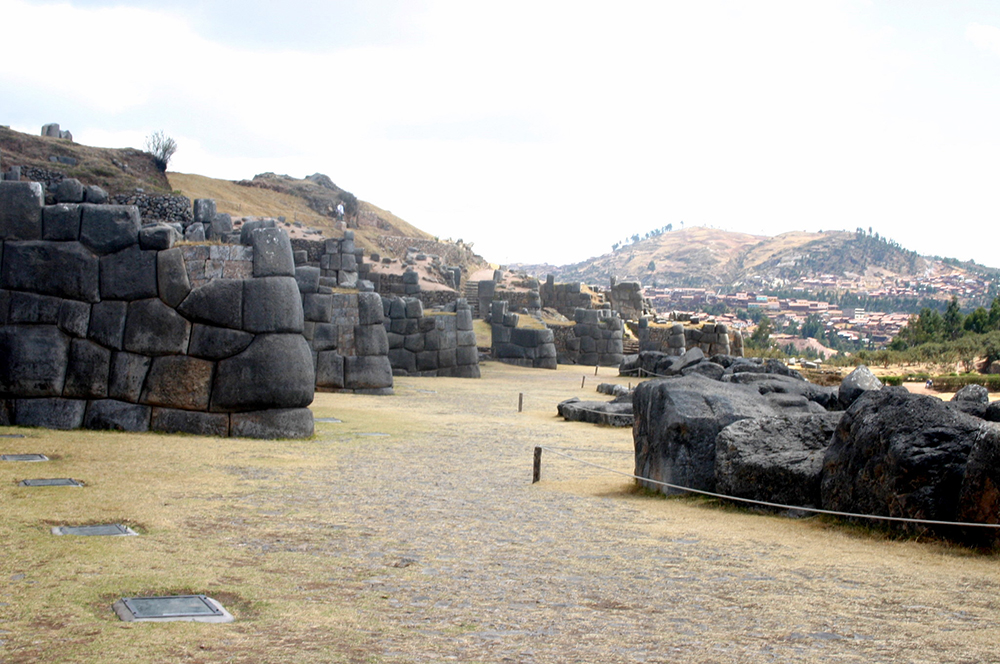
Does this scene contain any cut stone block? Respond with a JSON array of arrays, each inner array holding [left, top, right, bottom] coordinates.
[[14, 398, 86, 429], [123, 298, 191, 356], [0, 325, 70, 396], [178, 279, 242, 329], [2, 241, 100, 303], [211, 334, 314, 412], [84, 399, 151, 432], [151, 407, 229, 437], [0, 181, 44, 240], [230, 408, 314, 439], [141, 356, 214, 410], [100, 245, 158, 300], [79, 204, 140, 255]]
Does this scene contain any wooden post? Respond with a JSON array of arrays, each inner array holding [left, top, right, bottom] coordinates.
[[518, 393, 523, 412], [581, 376, 586, 389], [595, 365, 599, 376], [533, 446, 542, 483]]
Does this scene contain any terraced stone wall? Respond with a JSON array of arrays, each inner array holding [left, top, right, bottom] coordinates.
[[0, 181, 315, 438], [382, 296, 480, 378]]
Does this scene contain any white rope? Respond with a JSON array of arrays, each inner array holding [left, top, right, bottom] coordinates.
[[536, 445, 1000, 530]]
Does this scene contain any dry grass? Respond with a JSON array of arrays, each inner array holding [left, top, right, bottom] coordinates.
[[2, 363, 1000, 663], [168, 173, 331, 226]]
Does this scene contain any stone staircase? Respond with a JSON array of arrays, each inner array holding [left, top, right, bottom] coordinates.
[[463, 280, 480, 318]]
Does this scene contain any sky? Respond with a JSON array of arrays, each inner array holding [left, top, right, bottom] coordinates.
[[2, 0, 1000, 268]]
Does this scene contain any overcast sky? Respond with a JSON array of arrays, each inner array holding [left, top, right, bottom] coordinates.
[[3, 0, 1000, 268]]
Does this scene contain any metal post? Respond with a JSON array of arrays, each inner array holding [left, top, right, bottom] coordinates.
[[532, 446, 542, 483]]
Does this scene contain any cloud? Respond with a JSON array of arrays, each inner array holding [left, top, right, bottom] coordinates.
[[966, 22, 1000, 55]]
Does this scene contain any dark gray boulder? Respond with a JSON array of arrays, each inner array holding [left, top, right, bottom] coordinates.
[[54, 178, 85, 203], [239, 218, 276, 245], [557, 398, 633, 427], [250, 227, 295, 277], [357, 292, 384, 325], [680, 361, 725, 381], [311, 323, 338, 352], [0, 181, 44, 240], [212, 334, 315, 411], [723, 372, 840, 410], [820, 389, 982, 525], [108, 351, 151, 402], [716, 412, 843, 509], [953, 384, 989, 404], [84, 185, 108, 204], [79, 205, 140, 255], [955, 422, 1000, 543], [14, 397, 86, 429], [2, 241, 100, 302], [242, 277, 304, 333], [193, 198, 216, 224], [84, 399, 151, 432], [633, 375, 778, 494], [295, 266, 321, 294], [986, 402, 1000, 423], [42, 204, 82, 240], [141, 356, 214, 410], [62, 339, 111, 399], [184, 223, 206, 242], [156, 247, 191, 308], [151, 407, 230, 437], [837, 365, 883, 409], [188, 324, 253, 360], [88, 300, 127, 349], [0, 325, 70, 396], [178, 279, 243, 329], [230, 408, 314, 439], [123, 299, 191, 355], [302, 293, 333, 322], [100, 245, 158, 300]]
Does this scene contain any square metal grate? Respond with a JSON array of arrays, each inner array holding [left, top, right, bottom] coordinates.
[[2, 454, 48, 462], [113, 595, 234, 623], [52, 524, 137, 536], [19, 478, 83, 487]]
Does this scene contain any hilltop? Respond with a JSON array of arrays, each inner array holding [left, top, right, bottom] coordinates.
[[513, 226, 998, 309], [0, 126, 489, 276]]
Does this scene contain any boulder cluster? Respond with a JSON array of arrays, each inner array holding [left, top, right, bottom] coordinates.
[[623, 349, 1000, 541]]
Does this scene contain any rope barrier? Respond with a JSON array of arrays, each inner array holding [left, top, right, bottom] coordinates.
[[532, 445, 1000, 530]]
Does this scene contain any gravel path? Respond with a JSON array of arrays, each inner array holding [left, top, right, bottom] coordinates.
[[290, 364, 1000, 663]]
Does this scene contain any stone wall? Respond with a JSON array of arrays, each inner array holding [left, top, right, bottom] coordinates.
[[383, 296, 480, 378], [488, 300, 557, 369], [552, 309, 625, 366], [0, 181, 315, 438], [539, 275, 597, 318], [637, 319, 737, 357], [110, 192, 192, 225], [608, 280, 646, 321]]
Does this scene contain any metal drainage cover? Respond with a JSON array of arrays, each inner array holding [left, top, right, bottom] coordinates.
[[315, 417, 342, 423], [52, 524, 137, 536], [113, 595, 234, 623], [356, 433, 390, 437], [19, 478, 83, 487], [2, 454, 48, 462]]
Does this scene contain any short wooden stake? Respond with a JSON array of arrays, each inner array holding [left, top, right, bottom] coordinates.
[[581, 376, 586, 388], [595, 365, 599, 376], [532, 446, 542, 483], [518, 392, 523, 412]]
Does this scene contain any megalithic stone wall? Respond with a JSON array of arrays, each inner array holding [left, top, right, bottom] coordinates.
[[551, 308, 625, 366], [0, 181, 315, 438], [488, 300, 557, 369], [383, 296, 480, 378], [636, 318, 739, 358]]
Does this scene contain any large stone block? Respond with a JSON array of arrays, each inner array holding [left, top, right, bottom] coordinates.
[[63, 339, 111, 399], [295, 266, 321, 294], [14, 397, 86, 429], [212, 334, 315, 411], [123, 298, 191, 355], [302, 293, 333, 322], [250, 227, 295, 277], [355, 324, 389, 356], [345, 355, 393, 390], [178, 279, 243, 329], [100, 244, 158, 300], [0, 181, 44, 240], [88, 300, 127, 349], [84, 399, 151, 432], [42, 203, 82, 240], [239, 218, 276, 245], [54, 178, 85, 203], [193, 198, 216, 224], [315, 351, 345, 388], [108, 351, 151, 402], [141, 355, 214, 410], [157, 247, 191, 308], [0, 325, 70, 396], [58, 299, 90, 337], [139, 224, 180, 251], [188, 324, 253, 360], [387, 348, 415, 373], [456, 345, 479, 366], [151, 407, 230, 437], [357, 291, 384, 325], [311, 323, 338, 351], [79, 205, 140, 255], [8, 291, 62, 324], [2, 241, 100, 302], [230, 408, 314, 439], [242, 276, 304, 333]]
